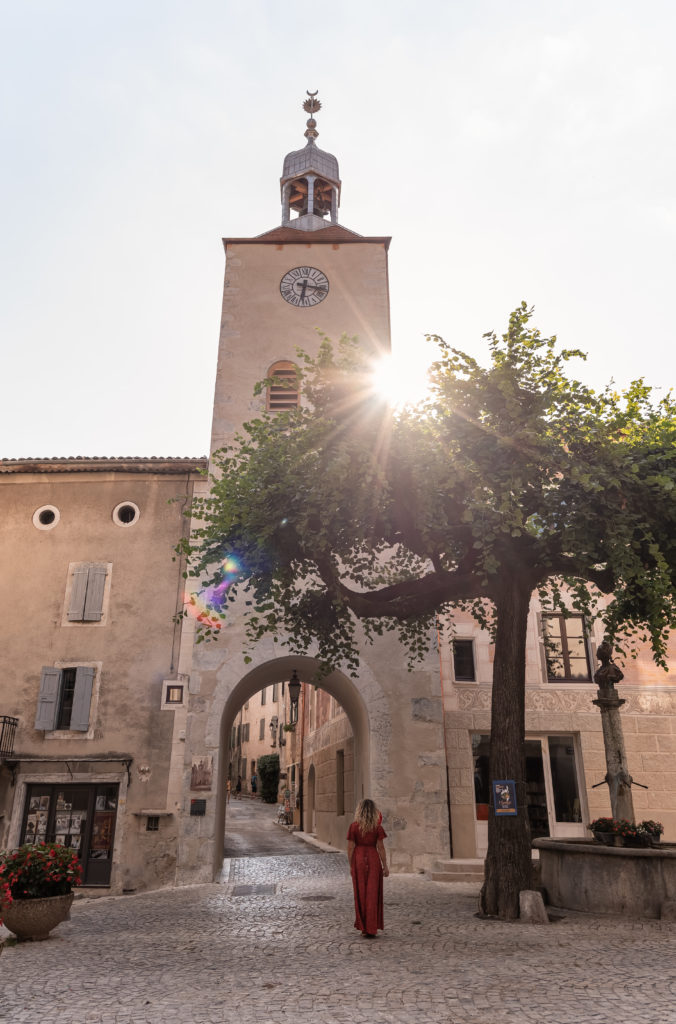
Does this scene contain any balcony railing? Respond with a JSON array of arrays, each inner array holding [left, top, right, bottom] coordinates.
[[0, 716, 18, 758]]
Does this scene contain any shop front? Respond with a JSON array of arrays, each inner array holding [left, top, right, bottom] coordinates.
[[20, 782, 119, 886], [472, 733, 587, 856]]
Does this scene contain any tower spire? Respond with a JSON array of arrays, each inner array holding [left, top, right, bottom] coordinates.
[[280, 91, 341, 231]]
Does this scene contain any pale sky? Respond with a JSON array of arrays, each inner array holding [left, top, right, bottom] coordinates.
[[2, 1, 675, 459]]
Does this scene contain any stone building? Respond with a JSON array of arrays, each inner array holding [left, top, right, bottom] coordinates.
[[1, 98, 674, 896], [0, 457, 206, 893]]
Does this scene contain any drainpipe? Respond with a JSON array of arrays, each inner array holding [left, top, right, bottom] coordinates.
[[437, 619, 454, 858], [299, 684, 306, 830]]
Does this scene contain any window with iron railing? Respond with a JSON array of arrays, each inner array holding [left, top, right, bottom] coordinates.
[[0, 716, 18, 757]]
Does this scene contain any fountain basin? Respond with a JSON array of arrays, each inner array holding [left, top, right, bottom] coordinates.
[[533, 837, 676, 919]]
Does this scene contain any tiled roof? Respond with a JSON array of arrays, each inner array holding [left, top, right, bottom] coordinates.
[[0, 456, 208, 475], [224, 225, 391, 249]]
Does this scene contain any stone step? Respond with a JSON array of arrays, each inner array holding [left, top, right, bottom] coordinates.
[[431, 858, 485, 883], [431, 870, 484, 883]]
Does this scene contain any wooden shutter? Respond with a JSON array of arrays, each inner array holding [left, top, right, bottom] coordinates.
[[83, 564, 107, 621], [536, 612, 549, 683], [69, 666, 95, 731], [67, 565, 90, 621], [34, 667, 62, 730]]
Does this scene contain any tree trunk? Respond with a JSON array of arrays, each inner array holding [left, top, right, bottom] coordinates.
[[479, 577, 533, 919]]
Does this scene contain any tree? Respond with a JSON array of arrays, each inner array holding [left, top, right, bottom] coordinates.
[[256, 754, 280, 804], [181, 304, 676, 918]]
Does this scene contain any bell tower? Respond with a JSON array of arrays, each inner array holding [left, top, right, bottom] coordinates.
[[208, 92, 392, 454], [280, 92, 341, 230], [177, 93, 450, 888]]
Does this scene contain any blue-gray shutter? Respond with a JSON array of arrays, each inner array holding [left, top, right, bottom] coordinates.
[[34, 667, 62, 730], [67, 565, 90, 621], [69, 666, 95, 731], [83, 564, 107, 621]]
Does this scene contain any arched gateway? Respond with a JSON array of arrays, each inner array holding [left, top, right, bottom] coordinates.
[[213, 655, 371, 875]]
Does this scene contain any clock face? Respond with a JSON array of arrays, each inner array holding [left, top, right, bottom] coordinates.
[[280, 267, 329, 307]]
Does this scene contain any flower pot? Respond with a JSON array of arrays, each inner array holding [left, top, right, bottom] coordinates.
[[1, 892, 74, 941], [593, 831, 617, 846]]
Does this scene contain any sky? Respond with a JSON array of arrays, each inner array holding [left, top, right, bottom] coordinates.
[[1, 1, 675, 459]]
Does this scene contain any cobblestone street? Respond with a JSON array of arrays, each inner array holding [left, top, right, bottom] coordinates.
[[2, 836, 675, 1024]]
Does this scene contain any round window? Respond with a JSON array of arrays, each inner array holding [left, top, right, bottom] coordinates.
[[112, 501, 140, 527], [33, 505, 60, 530]]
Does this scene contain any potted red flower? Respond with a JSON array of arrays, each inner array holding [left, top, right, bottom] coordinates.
[[0, 842, 83, 941]]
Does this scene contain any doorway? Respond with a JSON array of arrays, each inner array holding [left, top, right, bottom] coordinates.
[[307, 764, 316, 833]]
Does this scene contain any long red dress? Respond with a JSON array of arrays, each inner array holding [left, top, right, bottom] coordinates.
[[347, 821, 387, 935]]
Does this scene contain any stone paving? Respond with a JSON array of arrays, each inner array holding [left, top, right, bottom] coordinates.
[[2, 845, 675, 1024]]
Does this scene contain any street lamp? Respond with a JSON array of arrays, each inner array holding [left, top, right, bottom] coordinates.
[[288, 670, 301, 722]]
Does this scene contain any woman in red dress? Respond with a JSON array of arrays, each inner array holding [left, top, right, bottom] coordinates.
[[347, 798, 389, 938]]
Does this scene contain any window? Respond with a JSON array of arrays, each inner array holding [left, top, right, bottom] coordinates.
[[35, 666, 95, 732], [542, 614, 592, 682], [241, 758, 247, 780], [272, 683, 279, 702], [67, 563, 109, 622], [259, 718, 265, 741], [112, 501, 140, 527], [165, 684, 184, 705], [260, 687, 267, 705], [33, 505, 60, 530], [146, 816, 160, 832], [242, 723, 250, 742], [336, 750, 345, 816], [267, 362, 300, 411], [453, 639, 475, 681]]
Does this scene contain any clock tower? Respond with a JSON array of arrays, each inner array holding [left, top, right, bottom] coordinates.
[[178, 95, 449, 885], [210, 92, 391, 453]]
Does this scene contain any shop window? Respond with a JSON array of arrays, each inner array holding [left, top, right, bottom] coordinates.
[[67, 563, 109, 623], [542, 614, 592, 681], [21, 783, 119, 886], [35, 666, 95, 732], [267, 362, 300, 411], [452, 639, 476, 681], [548, 736, 582, 822]]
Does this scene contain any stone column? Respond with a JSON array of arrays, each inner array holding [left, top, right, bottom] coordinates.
[[592, 640, 635, 823]]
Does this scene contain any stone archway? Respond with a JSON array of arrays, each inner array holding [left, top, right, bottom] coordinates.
[[211, 655, 371, 880]]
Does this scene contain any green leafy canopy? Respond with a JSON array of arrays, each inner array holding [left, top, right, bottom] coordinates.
[[179, 303, 676, 675]]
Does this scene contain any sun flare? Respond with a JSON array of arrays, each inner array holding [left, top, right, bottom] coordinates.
[[372, 354, 432, 409]]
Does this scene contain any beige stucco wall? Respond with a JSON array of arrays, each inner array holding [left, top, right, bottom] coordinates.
[[440, 600, 676, 858], [0, 464, 204, 893], [211, 238, 391, 452]]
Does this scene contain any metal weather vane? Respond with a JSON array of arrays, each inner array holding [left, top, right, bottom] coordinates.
[[303, 90, 321, 140]]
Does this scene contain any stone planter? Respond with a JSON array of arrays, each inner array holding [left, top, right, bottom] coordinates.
[[1, 892, 74, 941]]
